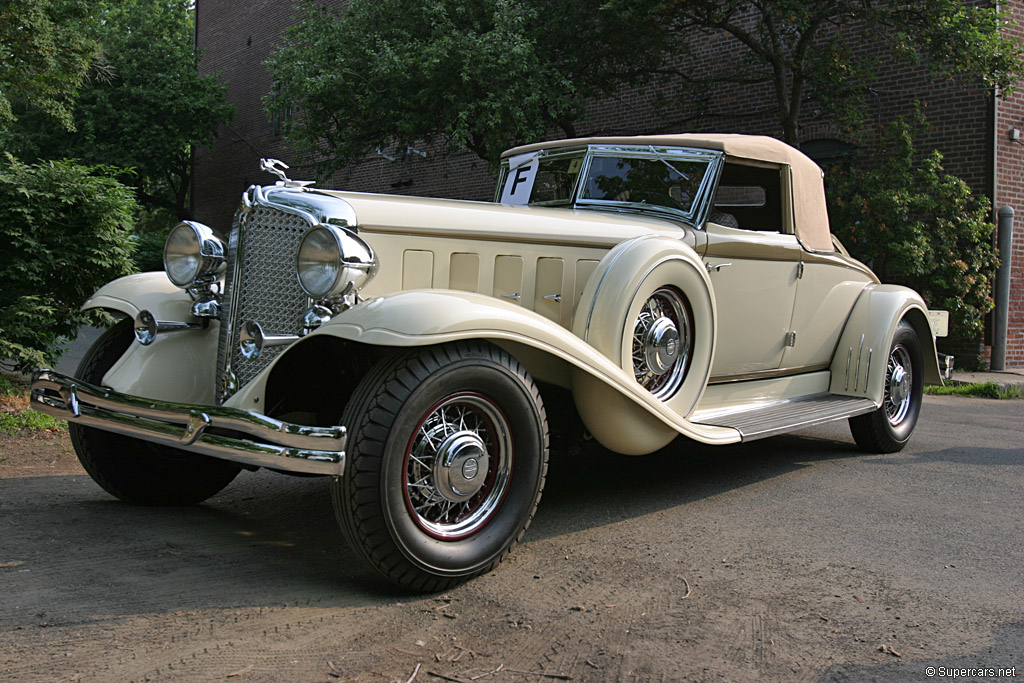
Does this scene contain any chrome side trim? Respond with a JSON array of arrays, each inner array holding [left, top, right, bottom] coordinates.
[[855, 333, 866, 392], [31, 370, 345, 476], [707, 362, 831, 385], [865, 347, 873, 393]]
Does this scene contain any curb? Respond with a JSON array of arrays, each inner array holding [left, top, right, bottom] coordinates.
[[947, 371, 1024, 393]]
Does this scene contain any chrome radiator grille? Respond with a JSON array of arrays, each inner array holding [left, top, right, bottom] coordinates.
[[216, 204, 311, 403]]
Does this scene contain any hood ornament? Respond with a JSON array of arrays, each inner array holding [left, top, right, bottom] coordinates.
[[259, 158, 314, 188]]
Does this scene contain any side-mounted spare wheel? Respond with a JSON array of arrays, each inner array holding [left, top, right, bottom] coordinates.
[[631, 285, 694, 400], [333, 340, 548, 592], [574, 236, 714, 418], [69, 319, 242, 505], [571, 236, 714, 454], [849, 320, 924, 453]]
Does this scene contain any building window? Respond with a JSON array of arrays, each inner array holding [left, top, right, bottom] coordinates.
[[802, 139, 859, 170], [271, 83, 292, 137]]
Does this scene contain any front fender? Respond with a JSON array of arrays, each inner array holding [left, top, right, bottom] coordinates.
[[285, 290, 739, 453], [81, 272, 191, 321], [829, 284, 942, 404], [572, 234, 716, 422], [79, 272, 218, 404]]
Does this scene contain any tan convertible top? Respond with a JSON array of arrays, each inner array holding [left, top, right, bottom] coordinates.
[[502, 134, 834, 252]]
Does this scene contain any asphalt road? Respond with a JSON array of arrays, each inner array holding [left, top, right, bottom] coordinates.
[[1, 394, 1021, 682]]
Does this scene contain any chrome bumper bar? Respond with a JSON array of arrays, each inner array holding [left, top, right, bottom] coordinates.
[[30, 370, 345, 476]]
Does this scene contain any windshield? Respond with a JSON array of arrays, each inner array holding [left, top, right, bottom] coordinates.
[[581, 155, 710, 213], [498, 145, 718, 221]]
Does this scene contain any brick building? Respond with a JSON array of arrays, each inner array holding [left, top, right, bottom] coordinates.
[[193, 0, 1024, 368]]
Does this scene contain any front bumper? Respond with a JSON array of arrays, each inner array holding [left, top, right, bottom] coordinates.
[[31, 370, 345, 476]]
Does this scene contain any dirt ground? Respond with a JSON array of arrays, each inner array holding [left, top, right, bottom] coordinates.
[[0, 430, 81, 478], [1, 395, 1022, 683]]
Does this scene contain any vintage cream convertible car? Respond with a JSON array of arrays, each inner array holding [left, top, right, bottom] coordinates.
[[32, 134, 944, 590]]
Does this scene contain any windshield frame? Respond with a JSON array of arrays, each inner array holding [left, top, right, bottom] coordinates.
[[495, 144, 724, 226]]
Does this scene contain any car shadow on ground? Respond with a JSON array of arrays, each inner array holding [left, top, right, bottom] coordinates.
[[530, 429, 861, 541], [0, 427, 865, 624]]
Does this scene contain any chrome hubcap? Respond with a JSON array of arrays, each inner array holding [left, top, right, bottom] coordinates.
[[404, 394, 511, 539], [432, 431, 490, 502], [632, 287, 691, 400], [885, 345, 913, 426], [644, 317, 681, 376]]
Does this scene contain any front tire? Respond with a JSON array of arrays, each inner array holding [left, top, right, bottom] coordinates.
[[333, 341, 548, 592], [69, 319, 241, 505], [849, 321, 923, 453]]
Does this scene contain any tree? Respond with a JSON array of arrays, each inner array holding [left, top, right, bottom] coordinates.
[[0, 155, 137, 370], [0, 0, 99, 131], [828, 118, 998, 347], [266, 0, 669, 176], [5, 0, 234, 220], [642, 0, 1024, 146]]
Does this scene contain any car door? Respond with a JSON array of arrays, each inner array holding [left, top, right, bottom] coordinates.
[[701, 161, 801, 379], [703, 224, 801, 378]]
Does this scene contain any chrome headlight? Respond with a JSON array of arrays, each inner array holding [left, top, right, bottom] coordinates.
[[296, 225, 377, 299], [163, 221, 226, 288]]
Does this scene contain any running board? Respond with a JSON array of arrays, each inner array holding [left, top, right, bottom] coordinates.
[[693, 394, 877, 442]]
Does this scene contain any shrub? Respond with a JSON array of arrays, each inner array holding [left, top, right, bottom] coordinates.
[[0, 407, 67, 434], [827, 119, 998, 345], [0, 154, 136, 370], [132, 206, 178, 273], [0, 374, 67, 433]]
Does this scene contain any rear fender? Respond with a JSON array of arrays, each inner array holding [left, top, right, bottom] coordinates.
[[79, 272, 218, 403], [829, 284, 942, 404], [277, 290, 739, 454]]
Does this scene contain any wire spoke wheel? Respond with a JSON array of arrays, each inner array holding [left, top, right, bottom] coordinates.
[[631, 286, 692, 399], [333, 341, 548, 591], [884, 344, 914, 426], [850, 321, 923, 453], [404, 394, 512, 539]]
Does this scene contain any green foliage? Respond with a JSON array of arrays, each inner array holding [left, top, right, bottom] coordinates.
[[267, 0, 1024, 167], [924, 382, 1021, 399], [828, 118, 998, 343], [131, 206, 179, 273], [0, 375, 66, 433], [0, 0, 100, 131], [266, 0, 668, 174], [3, 0, 234, 219], [628, 0, 1024, 145], [0, 155, 137, 370], [0, 408, 66, 434]]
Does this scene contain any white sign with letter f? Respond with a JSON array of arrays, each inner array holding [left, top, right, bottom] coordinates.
[[499, 152, 540, 205]]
